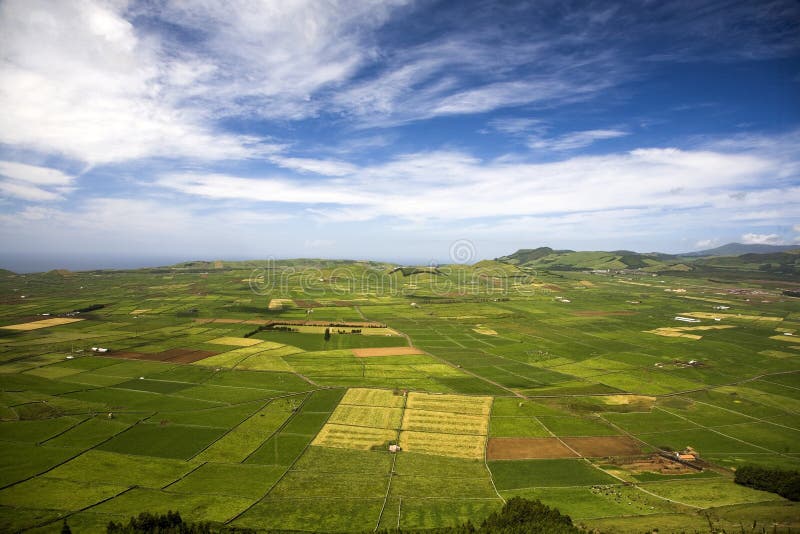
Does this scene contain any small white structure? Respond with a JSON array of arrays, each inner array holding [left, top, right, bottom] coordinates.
[[389, 444, 401, 453], [674, 316, 701, 323], [91, 347, 109, 353], [713, 305, 730, 310]]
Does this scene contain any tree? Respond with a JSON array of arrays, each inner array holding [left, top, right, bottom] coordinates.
[[324, 327, 331, 342], [61, 520, 72, 534]]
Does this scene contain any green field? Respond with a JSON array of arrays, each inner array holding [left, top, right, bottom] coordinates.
[[0, 258, 798, 532]]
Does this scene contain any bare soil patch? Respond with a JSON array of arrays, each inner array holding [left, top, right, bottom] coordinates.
[[611, 454, 698, 475], [160, 348, 219, 363], [352, 346, 424, 357], [486, 437, 578, 460], [561, 436, 643, 457]]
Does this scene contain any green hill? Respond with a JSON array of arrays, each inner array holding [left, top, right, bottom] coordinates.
[[496, 248, 676, 272]]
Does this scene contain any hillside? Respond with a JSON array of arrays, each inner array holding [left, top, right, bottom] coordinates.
[[496, 248, 682, 272], [495, 246, 800, 275]]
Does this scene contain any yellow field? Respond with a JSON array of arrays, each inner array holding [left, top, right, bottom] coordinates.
[[681, 312, 783, 322], [340, 388, 405, 408], [401, 409, 488, 435], [268, 298, 293, 310], [472, 326, 498, 336], [398, 430, 486, 459], [405, 392, 492, 416], [312, 423, 396, 450], [207, 336, 264, 347], [1, 318, 83, 331], [770, 335, 800, 343], [328, 405, 403, 429], [645, 325, 735, 340], [602, 395, 656, 406], [130, 309, 151, 315]]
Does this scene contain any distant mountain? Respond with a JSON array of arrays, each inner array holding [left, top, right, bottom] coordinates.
[[683, 243, 800, 257]]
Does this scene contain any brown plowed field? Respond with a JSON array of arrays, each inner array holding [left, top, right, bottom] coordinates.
[[486, 437, 578, 460], [352, 347, 424, 357], [561, 436, 643, 457]]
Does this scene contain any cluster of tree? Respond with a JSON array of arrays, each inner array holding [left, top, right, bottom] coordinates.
[[73, 303, 105, 313], [782, 290, 800, 298], [105, 511, 255, 533], [377, 498, 583, 534], [734, 464, 800, 501], [269, 325, 298, 332]]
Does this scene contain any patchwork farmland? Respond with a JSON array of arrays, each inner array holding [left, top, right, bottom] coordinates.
[[0, 259, 798, 532]]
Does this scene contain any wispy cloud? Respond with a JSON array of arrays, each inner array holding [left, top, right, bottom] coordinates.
[[0, 161, 75, 201], [528, 129, 628, 151]]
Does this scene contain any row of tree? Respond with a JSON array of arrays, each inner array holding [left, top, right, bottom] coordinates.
[[734, 464, 800, 501]]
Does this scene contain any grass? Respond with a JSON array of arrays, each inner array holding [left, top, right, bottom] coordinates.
[[488, 459, 619, 489], [97, 422, 226, 459], [0, 476, 127, 510], [194, 397, 296, 462], [167, 462, 286, 498], [641, 479, 785, 508], [47, 449, 192, 487]]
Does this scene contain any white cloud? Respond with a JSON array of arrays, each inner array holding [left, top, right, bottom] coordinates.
[[0, 161, 75, 201], [0, 0, 338, 165], [528, 129, 628, 151], [269, 157, 358, 177], [741, 233, 783, 245], [155, 143, 796, 225]]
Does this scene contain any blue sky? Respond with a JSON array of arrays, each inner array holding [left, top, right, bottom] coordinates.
[[0, 0, 799, 271]]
